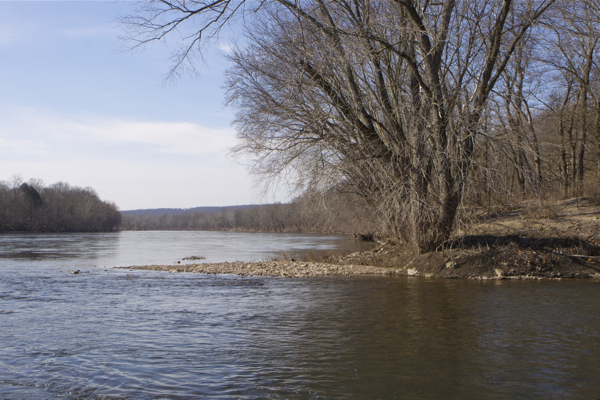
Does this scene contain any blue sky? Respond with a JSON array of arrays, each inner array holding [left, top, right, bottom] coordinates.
[[0, 0, 266, 210]]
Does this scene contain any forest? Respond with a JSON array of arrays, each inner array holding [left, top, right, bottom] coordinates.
[[0, 176, 122, 233]]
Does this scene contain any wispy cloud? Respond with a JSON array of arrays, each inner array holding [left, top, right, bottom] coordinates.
[[217, 42, 236, 54], [0, 107, 237, 158], [0, 107, 253, 209], [0, 137, 49, 156], [63, 118, 237, 156]]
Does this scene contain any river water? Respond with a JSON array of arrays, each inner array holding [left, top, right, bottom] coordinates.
[[1, 231, 599, 399]]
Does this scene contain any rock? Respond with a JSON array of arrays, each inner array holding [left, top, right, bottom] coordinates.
[[182, 256, 206, 261], [70, 270, 81, 274], [406, 268, 418, 276], [425, 273, 434, 278], [445, 261, 457, 269]]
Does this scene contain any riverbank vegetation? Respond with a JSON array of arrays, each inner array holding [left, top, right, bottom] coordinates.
[[0, 176, 121, 232], [122, 0, 600, 256]]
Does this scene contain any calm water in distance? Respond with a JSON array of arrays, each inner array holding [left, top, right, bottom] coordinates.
[[1, 231, 599, 399]]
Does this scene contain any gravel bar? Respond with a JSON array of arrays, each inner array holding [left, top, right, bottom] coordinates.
[[122, 261, 400, 278]]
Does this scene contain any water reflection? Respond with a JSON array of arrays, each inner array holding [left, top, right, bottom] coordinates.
[[0, 232, 120, 264], [241, 277, 600, 399]]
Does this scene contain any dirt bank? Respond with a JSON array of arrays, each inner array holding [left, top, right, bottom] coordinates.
[[124, 198, 600, 280], [329, 197, 600, 280]]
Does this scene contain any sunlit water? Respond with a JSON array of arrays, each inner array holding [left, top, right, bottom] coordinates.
[[1, 232, 599, 399]]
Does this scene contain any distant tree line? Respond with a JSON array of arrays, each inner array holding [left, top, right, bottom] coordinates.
[[0, 176, 121, 232], [121, 191, 374, 234], [123, 205, 257, 217]]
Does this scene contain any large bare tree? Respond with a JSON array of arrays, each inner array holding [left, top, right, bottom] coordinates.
[[123, 0, 555, 252]]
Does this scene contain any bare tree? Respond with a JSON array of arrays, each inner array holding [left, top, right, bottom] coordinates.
[[123, 0, 555, 252], [540, 0, 600, 194], [479, 29, 548, 200]]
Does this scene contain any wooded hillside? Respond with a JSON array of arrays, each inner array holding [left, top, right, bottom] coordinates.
[[0, 177, 121, 233], [121, 191, 373, 233]]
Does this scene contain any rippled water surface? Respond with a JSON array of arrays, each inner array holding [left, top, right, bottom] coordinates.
[[1, 232, 600, 399]]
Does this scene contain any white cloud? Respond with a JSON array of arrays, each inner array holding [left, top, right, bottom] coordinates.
[[78, 119, 237, 156], [217, 43, 235, 54], [0, 107, 255, 209], [0, 137, 49, 155], [0, 107, 237, 157]]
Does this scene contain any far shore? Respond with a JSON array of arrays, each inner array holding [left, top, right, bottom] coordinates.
[[124, 198, 600, 281]]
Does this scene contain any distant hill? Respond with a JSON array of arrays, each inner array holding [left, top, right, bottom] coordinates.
[[120, 204, 261, 217]]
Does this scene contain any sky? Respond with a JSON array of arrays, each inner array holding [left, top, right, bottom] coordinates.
[[0, 0, 273, 210]]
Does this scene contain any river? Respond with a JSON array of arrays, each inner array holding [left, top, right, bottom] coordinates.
[[0, 231, 599, 399]]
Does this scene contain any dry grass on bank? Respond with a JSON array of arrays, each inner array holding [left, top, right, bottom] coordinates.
[[329, 197, 600, 279]]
